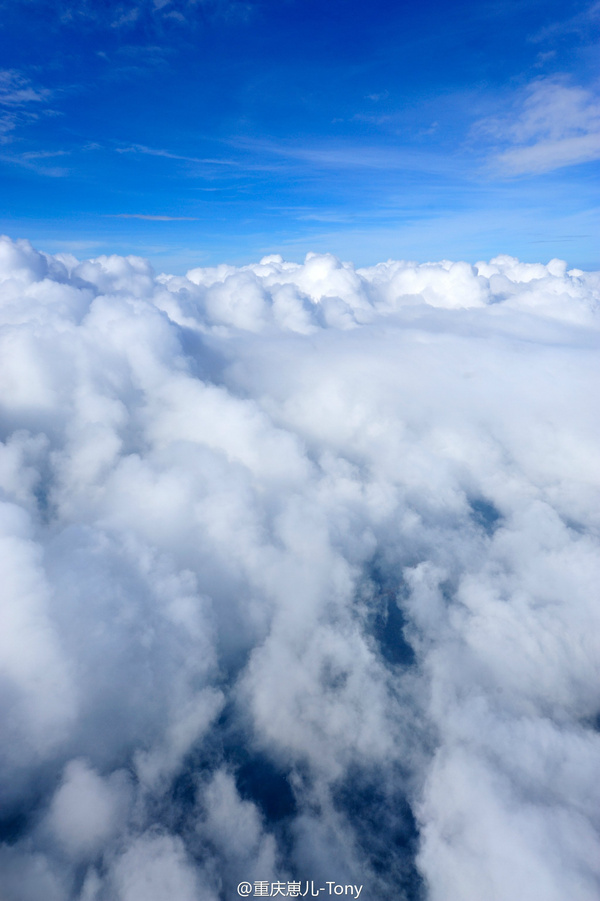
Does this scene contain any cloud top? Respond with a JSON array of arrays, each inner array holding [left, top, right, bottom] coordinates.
[[0, 235, 599, 900]]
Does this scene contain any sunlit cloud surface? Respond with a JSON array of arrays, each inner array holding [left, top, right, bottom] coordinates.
[[0, 235, 599, 900]]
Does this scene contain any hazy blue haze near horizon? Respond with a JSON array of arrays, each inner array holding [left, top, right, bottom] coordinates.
[[0, 0, 599, 271]]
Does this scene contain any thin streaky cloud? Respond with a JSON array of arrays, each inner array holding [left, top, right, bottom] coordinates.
[[109, 213, 199, 220], [0, 152, 69, 177], [478, 77, 600, 175], [21, 150, 70, 160], [116, 143, 240, 166], [0, 69, 52, 106], [497, 133, 600, 175], [530, 0, 600, 43], [231, 137, 469, 176], [527, 235, 592, 242]]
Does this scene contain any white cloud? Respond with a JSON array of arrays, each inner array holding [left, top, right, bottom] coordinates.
[[0, 70, 52, 107], [480, 78, 600, 174], [0, 70, 54, 147], [233, 137, 464, 176], [0, 235, 599, 899], [108, 832, 214, 901], [110, 214, 199, 221], [43, 759, 132, 859]]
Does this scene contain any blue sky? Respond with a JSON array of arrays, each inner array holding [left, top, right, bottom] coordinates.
[[1, 0, 599, 270]]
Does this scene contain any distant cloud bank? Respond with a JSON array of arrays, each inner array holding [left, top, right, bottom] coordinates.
[[0, 235, 599, 900]]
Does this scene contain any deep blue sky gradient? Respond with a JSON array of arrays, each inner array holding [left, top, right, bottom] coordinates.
[[1, 0, 598, 270]]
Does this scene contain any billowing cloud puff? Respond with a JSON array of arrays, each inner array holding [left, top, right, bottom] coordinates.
[[0, 234, 599, 900]]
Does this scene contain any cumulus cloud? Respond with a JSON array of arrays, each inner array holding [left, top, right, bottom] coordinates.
[[0, 234, 599, 900], [43, 759, 132, 859]]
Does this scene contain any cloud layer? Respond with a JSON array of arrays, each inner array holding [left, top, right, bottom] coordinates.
[[0, 235, 599, 900]]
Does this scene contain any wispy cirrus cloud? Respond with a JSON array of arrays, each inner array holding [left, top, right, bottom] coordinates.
[[231, 137, 467, 177], [109, 213, 198, 220], [48, 0, 255, 31], [0, 154, 69, 177], [0, 70, 54, 145], [530, 0, 600, 44], [116, 143, 239, 166], [0, 70, 52, 107], [21, 150, 70, 160], [478, 78, 600, 175]]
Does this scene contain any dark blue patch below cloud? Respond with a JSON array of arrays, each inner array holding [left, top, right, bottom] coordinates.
[[469, 497, 502, 535]]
